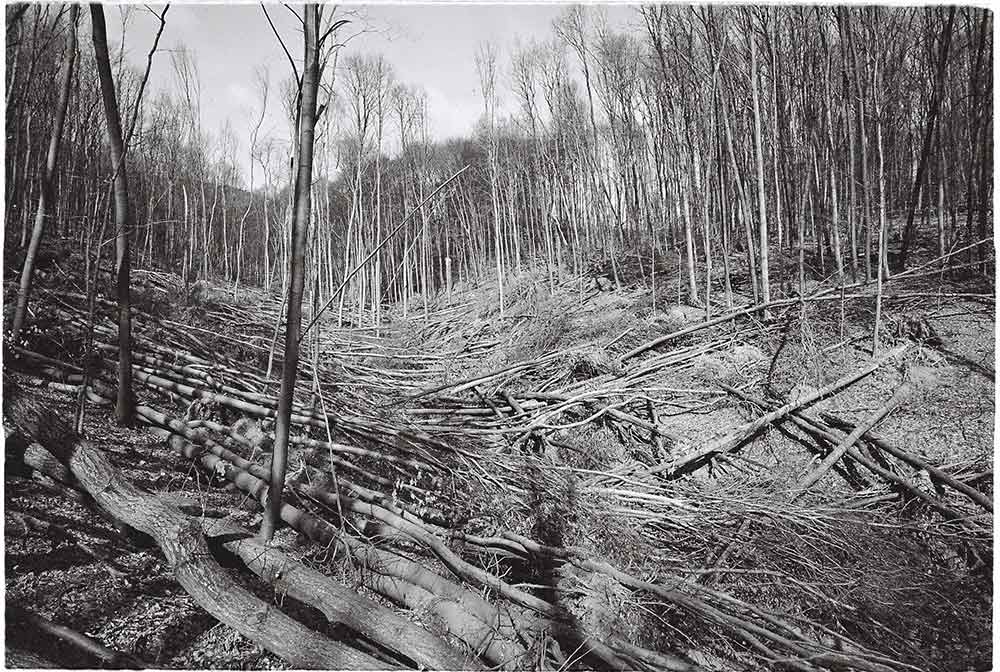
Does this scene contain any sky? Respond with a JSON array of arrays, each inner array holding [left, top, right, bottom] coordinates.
[[105, 2, 635, 188]]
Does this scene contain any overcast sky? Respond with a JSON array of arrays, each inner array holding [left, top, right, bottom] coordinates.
[[105, 2, 634, 187]]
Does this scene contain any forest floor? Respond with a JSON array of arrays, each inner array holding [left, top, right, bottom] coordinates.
[[3, 233, 995, 671]]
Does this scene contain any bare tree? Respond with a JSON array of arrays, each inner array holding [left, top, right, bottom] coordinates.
[[749, 24, 771, 313], [898, 7, 956, 269], [234, 68, 269, 297], [261, 3, 328, 542], [10, 4, 78, 344], [90, 3, 136, 425], [476, 41, 504, 317]]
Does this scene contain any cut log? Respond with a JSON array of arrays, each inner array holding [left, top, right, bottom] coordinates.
[[168, 431, 530, 667], [197, 515, 480, 670], [131, 369, 329, 428], [2, 386, 387, 670]]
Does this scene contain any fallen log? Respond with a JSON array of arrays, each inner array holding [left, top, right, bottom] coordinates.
[[183, 416, 450, 525], [821, 414, 992, 512], [648, 343, 909, 477], [721, 386, 976, 524], [618, 242, 992, 364], [9, 394, 476, 669], [178, 426, 667, 671], [175, 429, 695, 671], [793, 381, 915, 496], [196, 515, 479, 670], [2, 384, 387, 670], [620, 297, 801, 362], [410, 350, 571, 399], [167, 431, 530, 668], [132, 369, 327, 428], [510, 390, 685, 446]]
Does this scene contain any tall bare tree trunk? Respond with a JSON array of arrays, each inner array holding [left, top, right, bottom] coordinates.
[[844, 11, 873, 281], [750, 35, 771, 314], [10, 5, 78, 344], [261, 4, 321, 542], [821, 25, 844, 280], [898, 7, 956, 268], [936, 129, 946, 257], [721, 89, 758, 303], [91, 3, 135, 425], [872, 55, 888, 355], [845, 84, 859, 279]]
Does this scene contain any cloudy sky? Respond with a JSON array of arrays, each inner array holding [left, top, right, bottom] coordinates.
[[106, 2, 634, 187]]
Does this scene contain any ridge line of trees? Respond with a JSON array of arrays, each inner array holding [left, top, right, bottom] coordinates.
[[5, 5, 993, 334]]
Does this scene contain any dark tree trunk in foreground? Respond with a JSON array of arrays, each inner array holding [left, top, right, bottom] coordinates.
[[261, 3, 321, 541], [10, 5, 79, 344], [90, 4, 135, 425]]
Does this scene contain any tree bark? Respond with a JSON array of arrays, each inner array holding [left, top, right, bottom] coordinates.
[[90, 4, 135, 425], [262, 4, 321, 541]]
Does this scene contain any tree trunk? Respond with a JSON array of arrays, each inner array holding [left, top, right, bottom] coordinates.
[[261, 4, 321, 542], [822, 31, 844, 280], [90, 4, 135, 426], [750, 36, 771, 315], [841, 9, 873, 281], [872, 56, 888, 355], [10, 5, 78, 344], [898, 7, 956, 268]]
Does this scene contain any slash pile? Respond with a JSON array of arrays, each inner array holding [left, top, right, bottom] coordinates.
[[5, 256, 993, 671]]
